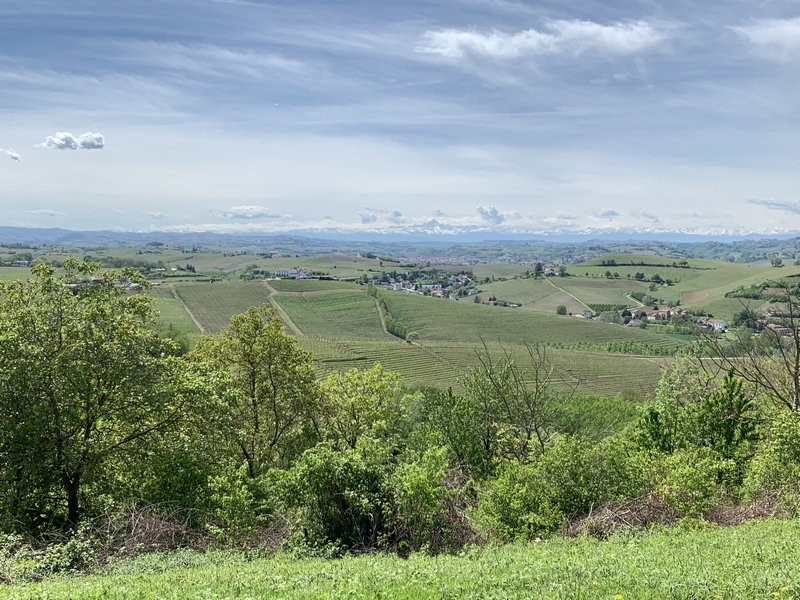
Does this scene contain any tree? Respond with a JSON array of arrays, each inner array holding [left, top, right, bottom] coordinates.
[[321, 364, 408, 450], [0, 259, 191, 526], [772, 257, 784, 268], [533, 263, 544, 278], [558, 266, 568, 277], [556, 305, 567, 315], [197, 305, 321, 477], [700, 283, 800, 412]]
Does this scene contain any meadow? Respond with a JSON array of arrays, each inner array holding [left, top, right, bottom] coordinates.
[[5, 519, 800, 599]]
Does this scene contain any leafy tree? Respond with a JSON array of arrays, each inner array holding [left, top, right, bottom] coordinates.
[[533, 263, 544, 278], [772, 257, 784, 268], [321, 364, 408, 450], [0, 259, 192, 527], [196, 305, 321, 477], [556, 305, 567, 315], [557, 266, 568, 277]]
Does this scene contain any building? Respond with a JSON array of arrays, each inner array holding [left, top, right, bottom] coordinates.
[[697, 317, 729, 331], [275, 268, 298, 278]]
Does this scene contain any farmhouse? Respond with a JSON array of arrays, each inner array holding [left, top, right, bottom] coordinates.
[[275, 268, 299, 278], [10, 260, 29, 267], [697, 317, 728, 331]]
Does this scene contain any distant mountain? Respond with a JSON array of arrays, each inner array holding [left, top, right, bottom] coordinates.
[[2, 226, 800, 265]]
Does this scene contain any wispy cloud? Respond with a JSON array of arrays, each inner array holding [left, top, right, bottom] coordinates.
[[749, 198, 800, 214], [418, 19, 668, 63], [219, 205, 283, 219], [35, 132, 105, 150], [1, 148, 21, 161], [597, 209, 620, 218], [146, 211, 169, 219], [731, 17, 800, 59], [26, 208, 63, 217]]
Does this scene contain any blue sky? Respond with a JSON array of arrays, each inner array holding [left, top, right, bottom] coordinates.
[[0, 0, 798, 237]]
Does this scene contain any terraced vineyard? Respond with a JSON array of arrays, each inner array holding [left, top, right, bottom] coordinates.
[[173, 281, 271, 332], [148, 286, 202, 338], [278, 292, 388, 339], [380, 292, 683, 351], [297, 337, 667, 396], [268, 279, 358, 292]]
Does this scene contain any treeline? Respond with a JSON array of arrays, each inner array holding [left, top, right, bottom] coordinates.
[[3, 260, 800, 579]]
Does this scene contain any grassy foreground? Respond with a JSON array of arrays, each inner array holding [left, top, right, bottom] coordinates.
[[5, 519, 800, 599]]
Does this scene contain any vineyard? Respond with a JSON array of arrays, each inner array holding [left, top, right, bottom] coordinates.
[[173, 281, 271, 333], [277, 292, 388, 339]]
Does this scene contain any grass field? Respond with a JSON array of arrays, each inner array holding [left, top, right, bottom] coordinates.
[[7, 518, 800, 599], [0, 267, 31, 281]]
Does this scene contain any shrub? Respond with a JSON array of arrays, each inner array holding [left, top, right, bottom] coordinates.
[[474, 436, 646, 541]]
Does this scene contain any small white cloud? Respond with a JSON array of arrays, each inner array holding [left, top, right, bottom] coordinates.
[[598, 209, 619, 218], [26, 209, 63, 217], [220, 205, 282, 219], [1, 148, 21, 161], [147, 211, 169, 219], [432, 209, 445, 217], [387, 210, 404, 223], [749, 198, 800, 215], [112, 208, 125, 213], [36, 131, 105, 150], [731, 18, 800, 59], [613, 72, 632, 81], [477, 205, 505, 224], [359, 211, 378, 224], [323, 214, 333, 220]]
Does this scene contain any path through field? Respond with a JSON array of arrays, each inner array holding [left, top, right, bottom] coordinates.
[[169, 285, 205, 333], [263, 281, 305, 336], [547, 279, 592, 310]]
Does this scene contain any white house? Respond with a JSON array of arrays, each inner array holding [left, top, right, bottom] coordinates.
[[275, 268, 298, 278]]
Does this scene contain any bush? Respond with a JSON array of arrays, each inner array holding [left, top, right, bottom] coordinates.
[[743, 411, 800, 509], [474, 436, 646, 541], [660, 448, 731, 517]]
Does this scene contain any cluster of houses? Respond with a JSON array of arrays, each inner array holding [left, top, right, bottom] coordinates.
[[386, 273, 472, 300], [273, 268, 337, 281]]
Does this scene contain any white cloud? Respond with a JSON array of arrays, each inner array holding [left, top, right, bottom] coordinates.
[[359, 211, 378, 223], [597, 209, 620, 218], [147, 211, 169, 219], [1, 148, 21, 161], [432, 209, 445, 217], [36, 132, 105, 150], [731, 18, 800, 59], [476, 205, 504, 224], [749, 198, 800, 215], [387, 210, 404, 223], [220, 205, 282, 219], [418, 19, 668, 62], [26, 208, 63, 217]]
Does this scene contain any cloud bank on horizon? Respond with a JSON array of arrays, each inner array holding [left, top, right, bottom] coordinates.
[[0, 1, 797, 238]]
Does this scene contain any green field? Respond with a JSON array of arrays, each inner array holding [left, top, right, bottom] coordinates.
[[173, 281, 271, 333], [380, 292, 681, 351], [6, 518, 800, 599], [147, 286, 202, 339], [278, 292, 388, 339]]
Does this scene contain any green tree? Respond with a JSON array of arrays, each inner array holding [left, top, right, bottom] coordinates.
[[558, 266, 568, 277], [772, 257, 784, 268], [197, 305, 321, 477], [321, 364, 408, 450], [556, 305, 567, 315], [0, 259, 191, 527]]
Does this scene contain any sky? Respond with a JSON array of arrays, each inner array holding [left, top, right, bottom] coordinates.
[[0, 0, 798, 238]]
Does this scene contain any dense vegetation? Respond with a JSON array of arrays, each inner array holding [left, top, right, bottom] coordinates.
[[3, 260, 800, 592]]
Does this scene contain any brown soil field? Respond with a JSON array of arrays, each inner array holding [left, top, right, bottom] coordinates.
[[681, 290, 708, 304]]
